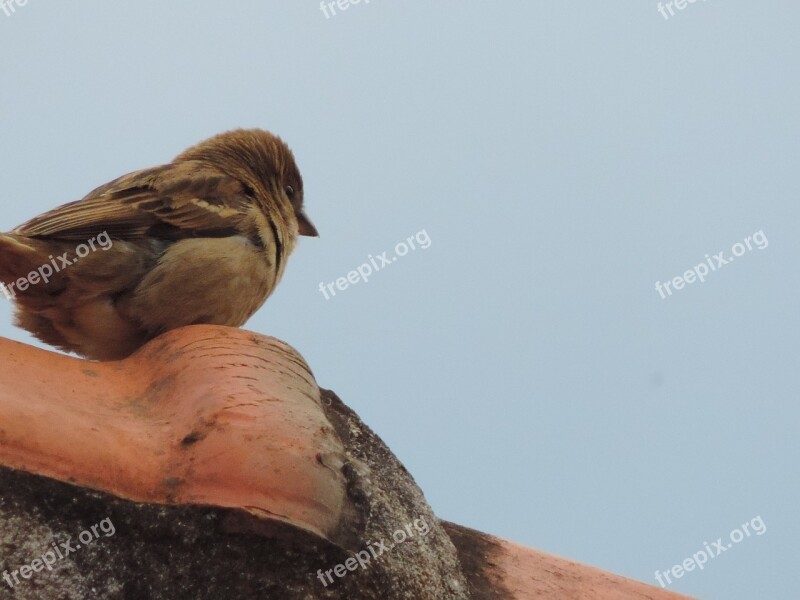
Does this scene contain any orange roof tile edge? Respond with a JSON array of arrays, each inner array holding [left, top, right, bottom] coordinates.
[[0, 325, 351, 547], [446, 523, 695, 599]]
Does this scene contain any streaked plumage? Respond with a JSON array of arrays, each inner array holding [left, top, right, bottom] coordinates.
[[0, 128, 317, 360]]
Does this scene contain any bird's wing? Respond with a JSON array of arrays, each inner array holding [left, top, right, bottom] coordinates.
[[14, 161, 253, 241]]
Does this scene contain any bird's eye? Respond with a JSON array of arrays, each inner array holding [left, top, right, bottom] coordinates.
[[285, 185, 295, 199]]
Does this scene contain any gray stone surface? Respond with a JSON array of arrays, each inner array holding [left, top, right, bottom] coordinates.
[[0, 390, 471, 600]]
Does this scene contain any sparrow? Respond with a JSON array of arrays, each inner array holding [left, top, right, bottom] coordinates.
[[0, 128, 318, 361]]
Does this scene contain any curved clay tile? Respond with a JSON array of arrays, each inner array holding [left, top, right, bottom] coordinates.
[[0, 325, 354, 548]]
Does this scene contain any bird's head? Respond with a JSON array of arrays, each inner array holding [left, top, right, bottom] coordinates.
[[175, 128, 319, 238]]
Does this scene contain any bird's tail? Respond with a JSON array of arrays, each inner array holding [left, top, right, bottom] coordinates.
[[0, 233, 65, 304]]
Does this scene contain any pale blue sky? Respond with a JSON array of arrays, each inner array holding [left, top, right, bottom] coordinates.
[[1, 2, 797, 598]]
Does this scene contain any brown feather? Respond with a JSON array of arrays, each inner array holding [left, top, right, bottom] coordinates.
[[15, 162, 251, 241]]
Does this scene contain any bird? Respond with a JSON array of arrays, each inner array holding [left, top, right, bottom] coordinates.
[[0, 128, 318, 361]]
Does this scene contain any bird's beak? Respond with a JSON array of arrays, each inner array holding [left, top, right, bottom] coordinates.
[[297, 209, 319, 237]]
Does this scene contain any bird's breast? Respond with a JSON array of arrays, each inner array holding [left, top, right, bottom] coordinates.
[[125, 236, 278, 332]]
